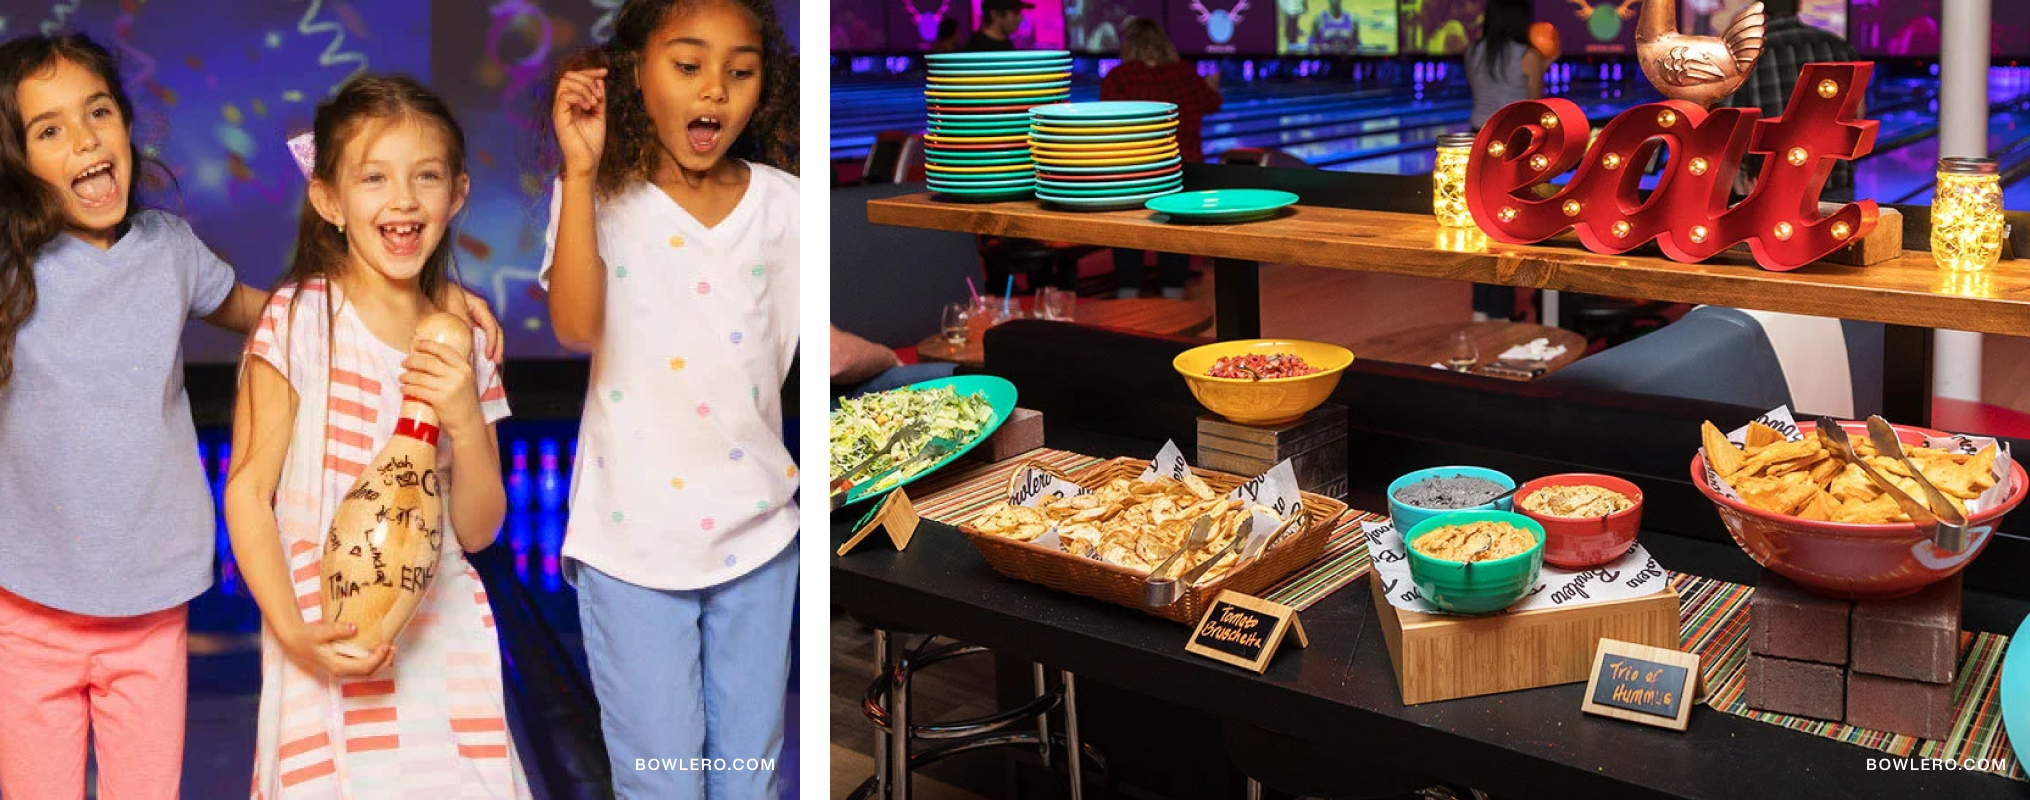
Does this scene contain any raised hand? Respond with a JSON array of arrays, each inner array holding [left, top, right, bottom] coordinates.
[[554, 68, 609, 180]]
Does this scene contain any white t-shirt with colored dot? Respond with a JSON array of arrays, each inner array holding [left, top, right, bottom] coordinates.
[[541, 163, 799, 590]]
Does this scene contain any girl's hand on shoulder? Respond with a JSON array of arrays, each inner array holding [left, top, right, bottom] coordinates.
[[446, 287, 504, 363], [281, 621, 395, 678], [402, 340, 484, 437], [554, 68, 609, 180]]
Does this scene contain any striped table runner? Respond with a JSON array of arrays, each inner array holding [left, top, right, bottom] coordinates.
[[909, 449, 1378, 611], [1675, 573, 2023, 782]]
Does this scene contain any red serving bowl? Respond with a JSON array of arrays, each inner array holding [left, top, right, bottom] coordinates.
[[1515, 473, 1644, 569], [1689, 419, 2027, 600]]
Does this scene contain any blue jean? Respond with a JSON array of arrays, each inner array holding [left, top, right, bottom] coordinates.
[[572, 539, 799, 799]]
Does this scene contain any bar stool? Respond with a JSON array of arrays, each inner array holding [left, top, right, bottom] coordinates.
[[850, 628, 1109, 799]]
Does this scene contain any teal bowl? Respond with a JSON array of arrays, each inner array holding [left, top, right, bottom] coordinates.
[[1405, 510, 1545, 614], [1387, 466, 1516, 532]]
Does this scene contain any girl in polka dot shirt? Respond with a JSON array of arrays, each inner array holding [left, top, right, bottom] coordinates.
[[542, 0, 798, 796]]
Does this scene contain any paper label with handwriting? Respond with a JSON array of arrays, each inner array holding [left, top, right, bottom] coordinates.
[[1362, 519, 1669, 615], [1012, 465, 1091, 509], [1699, 405, 2014, 514]]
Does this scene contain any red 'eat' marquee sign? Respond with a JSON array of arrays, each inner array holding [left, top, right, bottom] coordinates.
[[1464, 62, 1880, 272]]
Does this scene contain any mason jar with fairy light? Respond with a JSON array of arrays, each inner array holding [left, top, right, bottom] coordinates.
[[1433, 132, 1476, 228], [1931, 157, 2005, 272]]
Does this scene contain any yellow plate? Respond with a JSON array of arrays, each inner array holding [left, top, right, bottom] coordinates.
[[1032, 150, 1180, 167], [925, 87, 1071, 99], [928, 72, 1071, 85], [923, 133, 1030, 145], [1032, 143, 1179, 159], [1027, 137, 1177, 151], [923, 162, 1036, 174], [1032, 121, 1177, 135]]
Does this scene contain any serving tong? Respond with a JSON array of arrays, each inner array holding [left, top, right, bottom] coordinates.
[[830, 421, 927, 509], [1814, 416, 1970, 553], [1141, 511, 1305, 607], [1863, 416, 1972, 552]]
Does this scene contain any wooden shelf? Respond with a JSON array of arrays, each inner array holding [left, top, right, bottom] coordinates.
[[867, 193, 2030, 338]]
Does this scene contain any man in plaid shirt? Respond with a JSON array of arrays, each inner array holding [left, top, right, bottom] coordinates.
[[1720, 0, 1860, 200]]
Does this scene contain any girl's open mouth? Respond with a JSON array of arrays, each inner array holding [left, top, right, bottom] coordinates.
[[380, 222, 425, 257], [71, 160, 120, 209], [687, 116, 723, 154]]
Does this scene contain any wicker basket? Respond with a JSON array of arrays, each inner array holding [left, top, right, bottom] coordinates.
[[957, 457, 1351, 624]]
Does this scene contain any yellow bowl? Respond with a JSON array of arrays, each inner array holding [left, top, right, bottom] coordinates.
[[1171, 339, 1355, 425]]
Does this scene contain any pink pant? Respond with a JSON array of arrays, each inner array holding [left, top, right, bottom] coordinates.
[[0, 586, 187, 800]]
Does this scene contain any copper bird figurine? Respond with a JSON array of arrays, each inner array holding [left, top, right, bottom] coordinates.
[[1636, 0, 1766, 107]]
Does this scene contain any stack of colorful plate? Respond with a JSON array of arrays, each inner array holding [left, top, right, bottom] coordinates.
[[923, 50, 1072, 200], [1029, 101, 1184, 210]]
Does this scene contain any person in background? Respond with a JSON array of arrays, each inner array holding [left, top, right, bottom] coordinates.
[[830, 326, 955, 403], [1101, 17, 1221, 299], [964, 0, 1031, 51], [930, 17, 965, 54], [1721, 0, 1858, 201], [1464, 0, 1546, 320], [1310, 0, 1361, 55]]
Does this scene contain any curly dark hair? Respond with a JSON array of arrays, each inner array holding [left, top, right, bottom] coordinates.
[[0, 34, 170, 392], [559, 0, 798, 197]]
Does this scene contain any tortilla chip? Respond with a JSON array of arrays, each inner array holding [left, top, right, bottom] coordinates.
[[1746, 422, 1785, 449], [1738, 476, 1817, 516], [1740, 439, 1823, 476], [1702, 421, 1746, 477], [1796, 491, 1833, 520], [1808, 457, 1844, 485], [1830, 464, 1879, 504]]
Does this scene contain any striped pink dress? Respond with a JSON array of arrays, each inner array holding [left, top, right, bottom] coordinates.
[[245, 279, 528, 799]]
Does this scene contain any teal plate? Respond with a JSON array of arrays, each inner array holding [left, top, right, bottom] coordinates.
[[931, 93, 1070, 106], [1030, 116, 1177, 129], [1038, 186, 1182, 211], [925, 50, 1073, 63], [1145, 189, 1299, 219], [835, 375, 1019, 507], [926, 153, 1034, 166], [1035, 178, 1182, 198], [928, 64, 1073, 77], [1031, 101, 1177, 120], [1029, 156, 1182, 174], [929, 111, 1034, 122], [927, 125, 1034, 136], [925, 80, 1072, 93], [1038, 174, 1183, 192], [1029, 130, 1178, 144], [2003, 613, 2030, 769]]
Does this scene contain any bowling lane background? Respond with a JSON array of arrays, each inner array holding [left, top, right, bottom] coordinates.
[[0, 1, 802, 797]]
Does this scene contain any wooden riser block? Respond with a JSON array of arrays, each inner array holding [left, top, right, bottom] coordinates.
[[1198, 405, 1349, 499], [964, 407, 1045, 464], [1371, 577, 1681, 705]]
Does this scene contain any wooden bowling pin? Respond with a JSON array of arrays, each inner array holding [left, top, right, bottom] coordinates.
[[320, 312, 473, 659]]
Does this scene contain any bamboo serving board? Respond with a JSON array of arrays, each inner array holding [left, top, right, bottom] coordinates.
[[1371, 576, 1682, 705]]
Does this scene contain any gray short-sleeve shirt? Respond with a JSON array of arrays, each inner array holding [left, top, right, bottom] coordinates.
[[0, 210, 235, 616]]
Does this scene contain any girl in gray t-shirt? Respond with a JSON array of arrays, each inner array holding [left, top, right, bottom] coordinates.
[[0, 33, 502, 797]]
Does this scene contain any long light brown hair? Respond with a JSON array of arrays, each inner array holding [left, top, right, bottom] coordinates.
[[0, 34, 168, 391], [1121, 17, 1180, 65]]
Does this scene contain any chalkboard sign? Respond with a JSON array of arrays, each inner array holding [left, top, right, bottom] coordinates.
[[1184, 590, 1307, 673], [1580, 639, 1702, 731]]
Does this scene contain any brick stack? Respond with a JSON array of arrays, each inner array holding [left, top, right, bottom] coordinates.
[[1744, 570, 1961, 739]]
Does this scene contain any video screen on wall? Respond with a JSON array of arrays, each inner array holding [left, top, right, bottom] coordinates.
[[836, 0, 892, 49], [1533, 0, 1638, 55], [1682, 0, 1843, 39], [972, 0, 1068, 48], [1067, 0, 1166, 53], [0, 0, 794, 363], [1170, 0, 1276, 53], [1399, 0, 1481, 55], [1851, 0, 1940, 56], [886, 0, 972, 50], [1276, 0, 1395, 55]]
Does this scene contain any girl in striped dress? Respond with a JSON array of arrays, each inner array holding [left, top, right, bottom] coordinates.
[[223, 75, 530, 798]]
